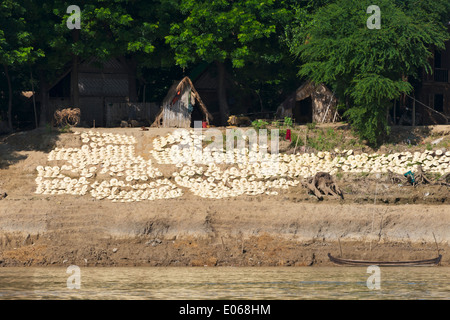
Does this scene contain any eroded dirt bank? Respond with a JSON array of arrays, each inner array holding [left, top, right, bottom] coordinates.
[[0, 199, 448, 267], [0, 127, 448, 267]]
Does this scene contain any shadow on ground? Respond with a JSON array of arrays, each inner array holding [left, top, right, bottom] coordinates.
[[386, 126, 433, 146], [0, 128, 61, 170]]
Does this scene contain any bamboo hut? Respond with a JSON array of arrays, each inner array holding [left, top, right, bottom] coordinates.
[[152, 77, 213, 128], [277, 81, 339, 124]]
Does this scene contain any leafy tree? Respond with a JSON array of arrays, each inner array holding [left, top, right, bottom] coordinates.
[[19, 0, 74, 127], [0, 0, 43, 131], [166, 0, 297, 124], [23, 0, 176, 125], [288, 0, 449, 145], [230, 51, 301, 115]]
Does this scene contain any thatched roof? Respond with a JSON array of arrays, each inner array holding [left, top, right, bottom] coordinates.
[[295, 81, 317, 101], [294, 81, 335, 101], [280, 81, 335, 110], [277, 80, 340, 123], [152, 77, 213, 127]]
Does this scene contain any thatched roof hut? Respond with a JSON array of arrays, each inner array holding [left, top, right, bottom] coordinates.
[[152, 77, 213, 128], [277, 81, 339, 124]]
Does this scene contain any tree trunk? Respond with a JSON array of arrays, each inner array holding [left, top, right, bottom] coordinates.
[[256, 89, 263, 113], [215, 61, 229, 125], [71, 29, 80, 109], [39, 74, 49, 127], [301, 172, 344, 200], [3, 64, 13, 131]]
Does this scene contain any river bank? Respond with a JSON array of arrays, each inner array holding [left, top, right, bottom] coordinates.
[[0, 199, 448, 267], [0, 126, 448, 267]]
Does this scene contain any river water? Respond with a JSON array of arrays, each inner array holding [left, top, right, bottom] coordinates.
[[0, 267, 448, 300]]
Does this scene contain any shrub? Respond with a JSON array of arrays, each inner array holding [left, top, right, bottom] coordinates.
[[251, 119, 269, 130]]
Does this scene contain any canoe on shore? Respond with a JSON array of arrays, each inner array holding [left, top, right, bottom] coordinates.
[[327, 253, 442, 267]]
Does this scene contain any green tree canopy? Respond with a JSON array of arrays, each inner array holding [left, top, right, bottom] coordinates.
[[27, 0, 176, 124], [288, 0, 449, 145], [0, 0, 43, 130], [166, 0, 297, 123]]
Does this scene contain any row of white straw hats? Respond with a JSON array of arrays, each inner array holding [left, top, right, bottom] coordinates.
[[36, 132, 182, 200], [35, 130, 449, 201]]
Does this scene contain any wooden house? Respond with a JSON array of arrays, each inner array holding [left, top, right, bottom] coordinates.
[[152, 77, 213, 128], [276, 81, 339, 124], [399, 24, 450, 125], [44, 57, 158, 127]]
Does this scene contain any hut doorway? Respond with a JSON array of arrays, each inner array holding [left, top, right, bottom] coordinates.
[[190, 102, 205, 127], [293, 97, 313, 124]]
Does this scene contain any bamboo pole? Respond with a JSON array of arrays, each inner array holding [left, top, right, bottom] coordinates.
[[332, 109, 338, 123], [432, 232, 440, 256], [293, 132, 301, 154]]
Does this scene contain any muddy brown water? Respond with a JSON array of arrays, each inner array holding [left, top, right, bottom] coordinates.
[[0, 267, 449, 300]]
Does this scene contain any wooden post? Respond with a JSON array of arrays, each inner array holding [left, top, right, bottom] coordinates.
[[338, 238, 343, 257], [304, 128, 308, 152], [293, 132, 301, 154], [30, 68, 38, 129], [332, 110, 338, 123], [432, 232, 440, 256]]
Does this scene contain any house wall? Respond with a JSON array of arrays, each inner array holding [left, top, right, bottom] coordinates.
[[77, 59, 130, 126], [162, 88, 192, 128], [415, 83, 450, 124], [78, 73, 129, 97], [106, 102, 159, 127], [311, 85, 338, 123], [411, 39, 450, 124], [46, 58, 134, 127]]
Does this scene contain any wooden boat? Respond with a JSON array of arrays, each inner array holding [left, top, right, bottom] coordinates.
[[328, 253, 442, 267]]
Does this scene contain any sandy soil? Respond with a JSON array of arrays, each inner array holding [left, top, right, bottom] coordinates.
[[0, 126, 448, 267]]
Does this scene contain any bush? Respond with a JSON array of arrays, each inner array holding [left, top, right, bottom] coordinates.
[[251, 119, 269, 130], [284, 117, 293, 128], [344, 111, 389, 146]]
